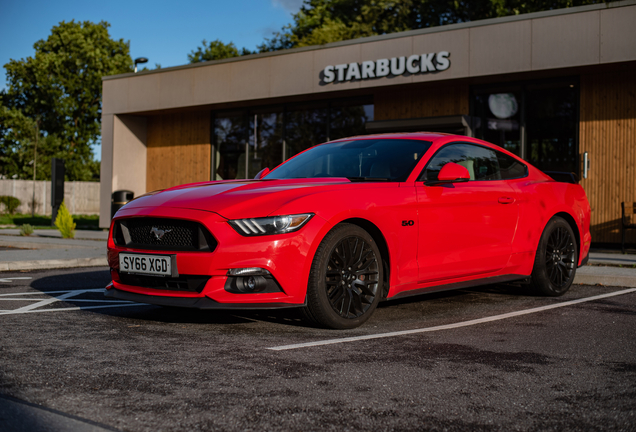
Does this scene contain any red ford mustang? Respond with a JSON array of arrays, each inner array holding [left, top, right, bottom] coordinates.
[[106, 133, 591, 329]]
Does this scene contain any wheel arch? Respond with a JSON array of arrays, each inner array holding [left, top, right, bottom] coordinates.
[[340, 217, 391, 298], [554, 211, 581, 260]]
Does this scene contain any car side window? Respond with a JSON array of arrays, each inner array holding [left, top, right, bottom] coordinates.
[[420, 144, 501, 181], [496, 151, 528, 179]]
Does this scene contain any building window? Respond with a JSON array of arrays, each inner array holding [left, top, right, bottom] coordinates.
[[329, 100, 374, 142], [471, 78, 578, 175], [213, 97, 373, 180], [472, 91, 522, 156], [525, 82, 578, 173], [250, 109, 284, 178], [285, 102, 329, 160], [213, 112, 248, 181]]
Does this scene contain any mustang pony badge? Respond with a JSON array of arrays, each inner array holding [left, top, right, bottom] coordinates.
[[150, 227, 172, 240]]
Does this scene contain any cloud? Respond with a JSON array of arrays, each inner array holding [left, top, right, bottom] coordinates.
[[272, 0, 304, 13]]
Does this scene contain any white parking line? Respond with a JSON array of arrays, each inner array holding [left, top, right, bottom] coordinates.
[[0, 289, 145, 316], [0, 303, 144, 316], [267, 288, 636, 351], [0, 289, 105, 296], [0, 277, 33, 283]]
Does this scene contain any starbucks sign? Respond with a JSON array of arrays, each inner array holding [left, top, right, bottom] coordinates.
[[322, 51, 450, 83]]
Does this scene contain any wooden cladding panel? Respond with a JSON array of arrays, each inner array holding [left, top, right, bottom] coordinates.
[[146, 111, 211, 191], [580, 68, 636, 244], [374, 82, 469, 121]]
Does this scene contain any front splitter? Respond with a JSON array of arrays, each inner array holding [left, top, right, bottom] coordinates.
[[104, 287, 304, 310]]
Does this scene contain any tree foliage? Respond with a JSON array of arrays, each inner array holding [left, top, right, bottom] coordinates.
[[1, 20, 132, 181], [258, 0, 608, 51], [0, 103, 92, 180], [188, 39, 253, 63]]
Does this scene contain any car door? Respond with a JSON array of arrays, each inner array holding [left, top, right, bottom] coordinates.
[[416, 143, 519, 284]]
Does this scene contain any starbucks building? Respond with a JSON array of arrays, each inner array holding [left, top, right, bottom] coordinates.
[[100, 1, 636, 246]]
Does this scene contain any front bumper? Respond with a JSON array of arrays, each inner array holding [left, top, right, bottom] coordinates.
[[107, 206, 322, 307]]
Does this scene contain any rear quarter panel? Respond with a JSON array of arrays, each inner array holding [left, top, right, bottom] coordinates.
[[510, 178, 591, 269]]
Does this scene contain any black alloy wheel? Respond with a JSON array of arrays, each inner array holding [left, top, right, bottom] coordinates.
[[302, 224, 383, 329], [545, 226, 576, 288], [531, 216, 578, 296], [326, 235, 380, 319]]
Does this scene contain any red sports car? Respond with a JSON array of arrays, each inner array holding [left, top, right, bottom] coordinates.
[[106, 133, 591, 329]]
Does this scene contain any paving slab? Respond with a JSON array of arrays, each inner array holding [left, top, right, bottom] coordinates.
[[574, 265, 636, 287], [0, 232, 107, 271], [588, 251, 636, 266]]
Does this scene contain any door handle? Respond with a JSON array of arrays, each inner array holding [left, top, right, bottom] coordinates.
[[498, 197, 515, 204]]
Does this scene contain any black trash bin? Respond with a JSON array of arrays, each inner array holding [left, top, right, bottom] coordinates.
[[111, 190, 134, 218]]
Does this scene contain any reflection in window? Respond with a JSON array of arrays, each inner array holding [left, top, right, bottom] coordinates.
[[497, 152, 527, 179], [471, 80, 578, 175], [248, 111, 284, 178], [266, 139, 431, 182], [526, 84, 577, 173], [473, 91, 522, 156], [214, 113, 248, 180], [285, 104, 328, 159], [422, 144, 501, 181], [214, 98, 374, 180], [330, 103, 374, 141]]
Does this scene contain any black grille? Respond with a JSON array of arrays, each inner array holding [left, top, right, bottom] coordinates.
[[118, 273, 210, 293], [113, 217, 217, 252]]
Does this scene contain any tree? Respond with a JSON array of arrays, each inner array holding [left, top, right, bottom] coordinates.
[[1, 20, 132, 181], [0, 102, 100, 181], [258, 0, 608, 51], [188, 39, 253, 63]]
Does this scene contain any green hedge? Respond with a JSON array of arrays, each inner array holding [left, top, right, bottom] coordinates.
[[0, 196, 21, 215]]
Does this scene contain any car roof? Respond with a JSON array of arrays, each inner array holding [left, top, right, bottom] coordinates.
[[326, 132, 519, 155], [324, 132, 531, 166], [328, 132, 451, 143]]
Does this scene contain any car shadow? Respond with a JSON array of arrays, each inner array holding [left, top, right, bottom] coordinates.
[[379, 282, 536, 308], [94, 301, 309, 327], [26, 268, 307, 327], [25, 268, 538, 328], [28, 267, 112, 292]]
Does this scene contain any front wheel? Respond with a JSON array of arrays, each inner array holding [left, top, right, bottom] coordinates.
[[530, 217, 578, 296], [302, 224, 383, 329]]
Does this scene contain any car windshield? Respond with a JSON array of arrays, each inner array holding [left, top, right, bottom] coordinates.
[[265, 139, 432, 182]]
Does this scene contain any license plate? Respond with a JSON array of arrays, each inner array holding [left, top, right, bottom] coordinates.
[[119, 253, 172, 276]]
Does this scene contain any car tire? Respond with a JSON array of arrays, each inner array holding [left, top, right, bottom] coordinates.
[[530, 216, 578, 296], [302, 223, 383, 329]]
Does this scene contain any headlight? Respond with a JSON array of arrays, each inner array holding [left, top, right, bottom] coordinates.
[[228, 213, 314, 236]]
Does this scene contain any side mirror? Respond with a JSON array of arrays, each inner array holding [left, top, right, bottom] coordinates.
[[254, 167, 270, 180], [426, 162, 470, 185]]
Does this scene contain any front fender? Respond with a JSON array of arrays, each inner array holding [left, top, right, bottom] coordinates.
[[272, 183, 420, 292]]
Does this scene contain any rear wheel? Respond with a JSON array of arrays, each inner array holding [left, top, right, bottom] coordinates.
[[302, 224, 383, 329], [530, 217, 578, 296]]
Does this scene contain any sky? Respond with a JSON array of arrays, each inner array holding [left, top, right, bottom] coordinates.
[[0, 0, 305, 91], [0, 0, 304, 160]]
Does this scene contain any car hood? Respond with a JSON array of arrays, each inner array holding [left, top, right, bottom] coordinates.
[[122, 178, 351, 219]]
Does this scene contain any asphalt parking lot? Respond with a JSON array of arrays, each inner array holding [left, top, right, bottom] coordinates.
[[1, 267, 635, 431]]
